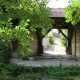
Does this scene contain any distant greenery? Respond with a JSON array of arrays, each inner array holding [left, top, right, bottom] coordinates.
[[60, 29, 68, 46], [47, 32, 54, 45]]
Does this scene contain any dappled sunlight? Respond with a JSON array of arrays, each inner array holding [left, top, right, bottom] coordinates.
[[44, 51, 66, 55]]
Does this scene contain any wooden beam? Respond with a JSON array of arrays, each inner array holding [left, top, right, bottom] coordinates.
[[58, 29, 69, 40], [36, 29, 43, 54], [68, 27, 74, 40]]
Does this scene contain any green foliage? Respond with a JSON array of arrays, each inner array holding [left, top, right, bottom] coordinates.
[[0, 39, 10, 64], [49, 36, 54, 45], [0, 75, 75, 80], [0, 0, 53, 56], [47, 32, 54, 45], [0, 63, 80, 78], [60, 29, 67, 46], [64, 0, 80, 25]]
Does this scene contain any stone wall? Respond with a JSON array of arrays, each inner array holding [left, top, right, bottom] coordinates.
[[72, 29, 80, 57], [76, 29, 80, 57], [42, 37, 49, 51], [71, 29, 76, 56], [29, 31, 38, 54]]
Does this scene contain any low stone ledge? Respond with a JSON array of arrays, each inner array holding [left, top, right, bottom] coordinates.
[[9, 58, 22, 63], [61, 61, 80, 67]]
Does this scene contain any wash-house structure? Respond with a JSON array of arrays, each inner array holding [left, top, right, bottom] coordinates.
[[50, 8, 80, 57], [10, 8, 80, 63]]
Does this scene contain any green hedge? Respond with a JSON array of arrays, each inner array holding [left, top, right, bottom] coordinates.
[[0, 63, 80, 77]]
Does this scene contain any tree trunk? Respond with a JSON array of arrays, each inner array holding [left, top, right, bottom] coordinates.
[[10, 40, 21, 59]]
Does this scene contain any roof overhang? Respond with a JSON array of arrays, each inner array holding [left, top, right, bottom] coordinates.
[[50, 8, 71, 29]]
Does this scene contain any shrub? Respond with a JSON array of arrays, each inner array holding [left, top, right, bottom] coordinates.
[[0, 39, 10, 64], [47, 32, 54, 45]]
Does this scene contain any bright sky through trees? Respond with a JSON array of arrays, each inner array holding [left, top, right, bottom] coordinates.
[[47, 0, 69, 8]]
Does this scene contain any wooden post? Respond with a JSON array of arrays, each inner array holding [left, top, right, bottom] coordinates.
[[36, 29, 43, 54]]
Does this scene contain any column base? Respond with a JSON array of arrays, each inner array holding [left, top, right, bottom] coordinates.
[[66, 47, 71, 55], [37, 46, 43, 54]]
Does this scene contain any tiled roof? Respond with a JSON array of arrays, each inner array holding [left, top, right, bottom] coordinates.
[[50, 8, 65, 17]]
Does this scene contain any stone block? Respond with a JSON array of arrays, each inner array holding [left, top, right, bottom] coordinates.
[[11, 52, 21, 59], [61, 61, 80, 67], [29, 31, 38, 54], [9, 58, 22, 63], [76, 43, 80, 47]]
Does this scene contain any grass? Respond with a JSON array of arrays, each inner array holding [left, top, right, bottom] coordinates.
[[0, 73, 80, 80], [0, 75, 80, 80]]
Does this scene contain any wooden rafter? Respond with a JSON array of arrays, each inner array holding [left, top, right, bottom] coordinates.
[[58, 28, 69, 40]]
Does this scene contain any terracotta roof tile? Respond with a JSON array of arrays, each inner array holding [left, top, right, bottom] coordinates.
[[50, 8, 65, 17]]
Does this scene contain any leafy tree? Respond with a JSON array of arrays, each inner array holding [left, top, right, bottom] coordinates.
[[64, 0, 80, 25], [0, 0, 53, 56]]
